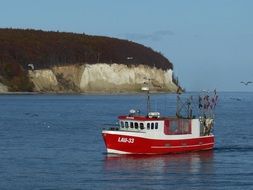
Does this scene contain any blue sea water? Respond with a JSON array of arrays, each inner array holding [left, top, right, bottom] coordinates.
[[0, 92, 253, 190]]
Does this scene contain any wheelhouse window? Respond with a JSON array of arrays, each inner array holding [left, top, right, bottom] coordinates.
[[164, 119, 191, 135], [182, 120, 191, 133], [120, 121, 152, 131], [121, 121, 147, 130], [125, 121, 129, 128], [170, 121, 177, 133], [140, 123, 144, 130], [134, 122, 138, 129], [151, 123, 154, 130], [155, 122, 158, 129]]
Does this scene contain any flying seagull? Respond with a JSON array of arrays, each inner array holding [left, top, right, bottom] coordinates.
[[241, 81, 253, 85]]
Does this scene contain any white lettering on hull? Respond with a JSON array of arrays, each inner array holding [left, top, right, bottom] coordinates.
[[118, 137, 135, 143]]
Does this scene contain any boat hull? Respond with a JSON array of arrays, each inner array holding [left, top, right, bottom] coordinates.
[[102, 132, 214, 154]]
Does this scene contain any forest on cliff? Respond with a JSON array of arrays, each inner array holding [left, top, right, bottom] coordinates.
[[0, 28, 174, 91]]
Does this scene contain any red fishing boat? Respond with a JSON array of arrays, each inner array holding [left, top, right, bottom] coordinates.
[[102, 85, 218, 154]]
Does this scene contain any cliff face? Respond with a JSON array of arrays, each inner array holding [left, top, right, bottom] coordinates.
[[29, 70, 58, 91], [28, 63, 178, 93], [0, 82, 8, 93], [0, 29, 181, 93]]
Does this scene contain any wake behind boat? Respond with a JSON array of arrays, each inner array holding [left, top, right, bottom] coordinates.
[[102, 87, 218, 154]]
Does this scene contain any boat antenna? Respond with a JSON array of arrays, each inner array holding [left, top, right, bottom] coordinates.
[[142, 78, 151, 115]]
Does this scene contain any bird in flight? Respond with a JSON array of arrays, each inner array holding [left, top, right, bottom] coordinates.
[[241, 81, 253, 85]]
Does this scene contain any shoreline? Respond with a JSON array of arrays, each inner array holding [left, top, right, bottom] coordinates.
[[0, 90, 178, 96], [1, 91, 253, 95]]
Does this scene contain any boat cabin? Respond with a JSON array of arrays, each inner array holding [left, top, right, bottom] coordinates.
[[118, 111, 194, 136]]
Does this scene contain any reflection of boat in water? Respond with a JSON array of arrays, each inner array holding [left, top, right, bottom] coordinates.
[[102, 85, 218, 154], [104, 150, 214, 174]]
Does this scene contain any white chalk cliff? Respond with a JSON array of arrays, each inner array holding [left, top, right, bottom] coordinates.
[[28, 63, 179, 93], [0, 82, 8, 93]]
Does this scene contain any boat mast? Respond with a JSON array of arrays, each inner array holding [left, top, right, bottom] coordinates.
[[142, 78, 151, 115], [147, 87, 151, 114]]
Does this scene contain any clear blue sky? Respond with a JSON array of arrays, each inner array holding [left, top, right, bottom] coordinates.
[[1, 0, 253, 91]]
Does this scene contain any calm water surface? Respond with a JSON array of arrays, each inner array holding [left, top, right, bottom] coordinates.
[[0, 92, 252, 189]]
